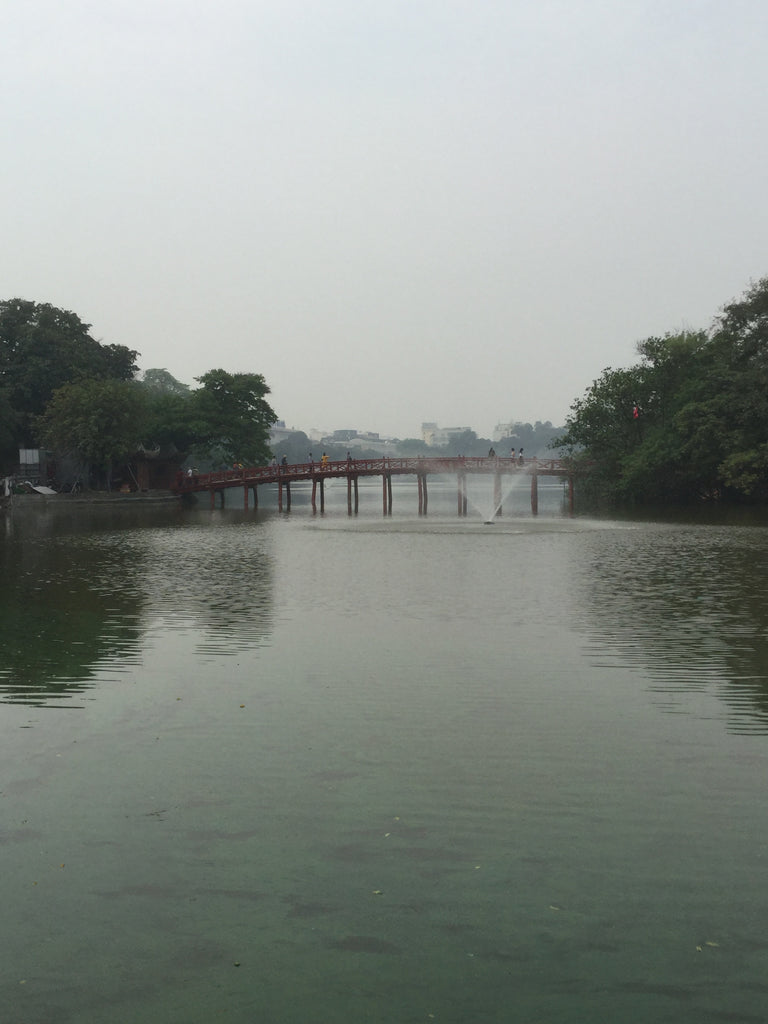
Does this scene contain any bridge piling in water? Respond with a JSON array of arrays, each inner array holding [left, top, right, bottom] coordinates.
[[381, 471, 392, 516]]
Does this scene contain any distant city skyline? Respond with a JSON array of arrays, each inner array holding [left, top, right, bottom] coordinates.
[[273, 417, 557, 445]]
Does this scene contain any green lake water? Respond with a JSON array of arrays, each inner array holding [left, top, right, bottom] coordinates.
[[2, 480, 768, 1023]]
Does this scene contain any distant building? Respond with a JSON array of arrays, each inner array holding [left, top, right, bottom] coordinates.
[[421, 422, 471, 447], [345, 436, 392, 454], [493, 422, 516, 442], [269, 420, 298, 446]]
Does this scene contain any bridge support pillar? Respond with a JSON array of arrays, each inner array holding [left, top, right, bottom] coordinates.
[[311, 477, 317, 513], [382, 472, 392, 515], [457, 474, 467, 516], [347, 474, 352, 515], [354, 476, 359, 514], [319, 478, 324, 513], [243, 483, 249, 510], [530, 467, 538, 516]]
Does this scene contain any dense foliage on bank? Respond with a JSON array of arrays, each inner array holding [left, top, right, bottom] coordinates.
[[556, 278, 768, 505], [0, 299, 276, 482]]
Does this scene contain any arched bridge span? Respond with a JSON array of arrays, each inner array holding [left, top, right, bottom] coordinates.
[[173, 456, 580, 516]]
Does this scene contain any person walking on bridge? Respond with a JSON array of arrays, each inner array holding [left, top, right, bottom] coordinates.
[[321, 452, 329, 468]]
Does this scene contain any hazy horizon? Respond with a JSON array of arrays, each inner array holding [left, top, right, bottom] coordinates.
[[3, 1, 766, 439]]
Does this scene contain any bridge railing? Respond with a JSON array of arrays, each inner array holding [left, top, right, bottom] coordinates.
[[174, 456, 574, 493]]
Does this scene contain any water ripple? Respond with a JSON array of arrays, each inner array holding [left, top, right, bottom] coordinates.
[[570, 523, 768, 733]]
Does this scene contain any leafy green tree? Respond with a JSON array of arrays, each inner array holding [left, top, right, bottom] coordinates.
[[140, 391, 198, 452], [37, 379, 147, 488], [707, 279, 768, 496], [557, 277, 768, 505], [0, 299, 138, 467], [136, 367, 278, 468], [136, 369, 197, 453], [0, 387, 21, 469], [188, 369, 277, 466], [140, 368, 190, 396], [555, 335, 714, 503], [270, 431, 311, 465], [397, 438, 432, 455]]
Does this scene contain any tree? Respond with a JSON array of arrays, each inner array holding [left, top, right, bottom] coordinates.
[[707, 278, 768, 496], [556, 277, 768, 505], [397, 438, 432, 455], [0, 299, 138, 468], [189, 369, 277, 466], [140, 368, 190, 396], [0, 387, 21, 469], [37, 379, 147, 488], [555, 338, 712, 503], [137, 369, 199, 453]]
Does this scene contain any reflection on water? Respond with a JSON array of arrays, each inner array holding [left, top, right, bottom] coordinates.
[[0, 505, 274, 703], [0, 518, 142, 705], [4, 501, 768, 1023], [114, 522, 275, 658], [571, 523, 768, 733], [4, 502, 768, 734]]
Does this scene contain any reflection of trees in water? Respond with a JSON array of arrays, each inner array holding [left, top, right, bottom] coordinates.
[[0, 507, 275, 705], [573, 525, 768, 733], [0, 519, 143, 705], [135, 525, 275, 657]]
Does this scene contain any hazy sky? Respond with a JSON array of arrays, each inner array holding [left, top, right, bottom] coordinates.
[[3, 1, 767, 439]]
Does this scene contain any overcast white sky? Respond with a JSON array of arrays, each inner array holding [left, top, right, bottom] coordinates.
[[2, 1, 766, 438]]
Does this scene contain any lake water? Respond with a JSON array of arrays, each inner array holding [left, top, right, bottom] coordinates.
[[3, 479, 768, 1023]]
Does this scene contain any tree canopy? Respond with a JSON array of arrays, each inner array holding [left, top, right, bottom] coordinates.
[[0, 299, 138, 470], [188, 369, 276, 466], [38, 379, 148, 487], [0, 298, 278, 483], [555, 277, 768, 505]]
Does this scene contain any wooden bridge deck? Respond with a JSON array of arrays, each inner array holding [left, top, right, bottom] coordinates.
[[173, 456, 575, 515]]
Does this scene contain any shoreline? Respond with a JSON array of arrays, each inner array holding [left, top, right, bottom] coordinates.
[[5, 491, 182, 507]]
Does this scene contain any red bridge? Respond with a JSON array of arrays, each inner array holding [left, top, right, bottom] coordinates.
[[173, 456, 577, 516]]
